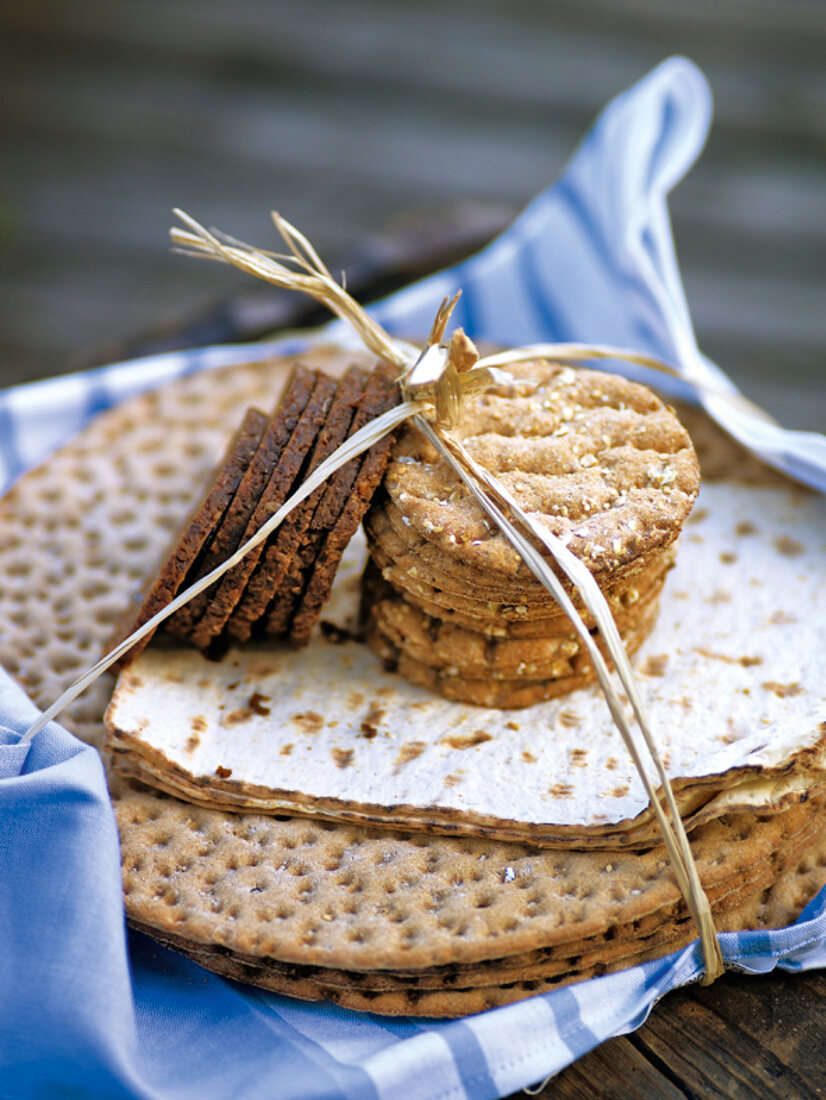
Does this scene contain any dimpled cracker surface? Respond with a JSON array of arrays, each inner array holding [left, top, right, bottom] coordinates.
[[128, 806, 826, 1020], [129, 810, 826, 1020], [115, 780, 822, 972], [384, 361, 700, 580]]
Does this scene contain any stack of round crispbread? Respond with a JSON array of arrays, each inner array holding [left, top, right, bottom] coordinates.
[[363, 361, 700, 707], [2, 347, 825, 1018], [112, 357, 399, 660]]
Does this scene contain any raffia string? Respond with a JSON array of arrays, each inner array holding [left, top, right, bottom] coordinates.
[[22, 210, 724, 983]]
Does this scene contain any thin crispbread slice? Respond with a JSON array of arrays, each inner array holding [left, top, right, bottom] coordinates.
[[226, 364, 369, 644], [262, 362, 400, 643], [164, 365, 319, 641], [108, 405, 269, 666], [288, 373, 400, 646], [188, 370, 337, 650]]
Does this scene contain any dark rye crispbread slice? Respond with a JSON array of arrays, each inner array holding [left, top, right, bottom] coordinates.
[[188, 370, 337, 651], [288, 380, 401, 646], [108, 404, 269, 666], [383, 360, 699, 583], [226, 364, 369, 644], [164, 364, 320, 642], [262, 362, 400, 644]]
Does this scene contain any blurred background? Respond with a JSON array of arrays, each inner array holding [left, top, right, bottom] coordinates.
[[0, 0, 824, 427]]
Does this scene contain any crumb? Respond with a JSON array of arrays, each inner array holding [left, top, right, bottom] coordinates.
[[248, 692, 271, 716]]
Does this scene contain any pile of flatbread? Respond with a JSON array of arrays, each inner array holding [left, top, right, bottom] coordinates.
[[3, 347, 825, 1015]]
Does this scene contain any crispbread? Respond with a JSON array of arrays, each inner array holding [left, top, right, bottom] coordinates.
[[227, 365, 369, 643], [2, 345, 824, 1019], [366, 592, 660, 707], [367, 497, 673, 611], [261, 363, 400, 644], [287, 363, 400, 646], [164, 365, 320, 640], [383, 361, 700, 582], [365, 561, 666, 679], [125, 793, 826, 992], [107, 405, 269, 666], [113, 776, 823, 971], [118, 795, 826, 1016], [188, 370, 336, 650], [190, 814, 824, 1020]]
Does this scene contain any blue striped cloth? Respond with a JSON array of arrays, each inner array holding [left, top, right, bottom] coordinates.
[[1, 57, 824, 1099]]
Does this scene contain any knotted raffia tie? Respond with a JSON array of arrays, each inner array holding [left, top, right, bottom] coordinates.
[[22, 211, 724, 984]]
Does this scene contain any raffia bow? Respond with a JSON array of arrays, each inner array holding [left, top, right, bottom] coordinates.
[[23, 210, 724, 984]]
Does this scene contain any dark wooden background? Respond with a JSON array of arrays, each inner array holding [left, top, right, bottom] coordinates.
[[1, 4, 825, 1096], [0, 0, 824, 428]]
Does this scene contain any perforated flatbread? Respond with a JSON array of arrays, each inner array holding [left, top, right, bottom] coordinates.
[[121, 795, 826, 1016]]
